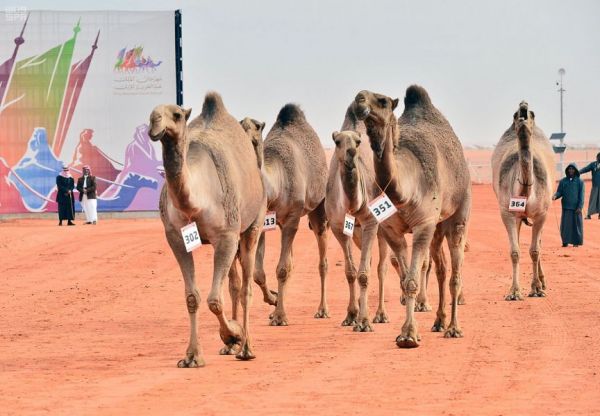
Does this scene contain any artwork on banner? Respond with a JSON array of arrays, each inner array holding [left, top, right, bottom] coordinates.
[[0, 10, 180, 214]]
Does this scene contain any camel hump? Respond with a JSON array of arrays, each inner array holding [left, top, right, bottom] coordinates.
[[201, 91, 226, 122], [404, 85, 433, 110], [275, 103, 305, 128]]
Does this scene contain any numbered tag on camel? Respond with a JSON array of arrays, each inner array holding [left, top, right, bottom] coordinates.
[[343, 213, 355, 237], [181, 222, 202, 252], [508, 197, 527, 212], [368, 193, 397, 223], [263, 211, 277, 231]]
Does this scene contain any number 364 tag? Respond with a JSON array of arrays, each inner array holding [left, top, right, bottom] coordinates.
[[368, 193, 397, 223], [508, 197, 527, 212], [181, 222, 202, 252]]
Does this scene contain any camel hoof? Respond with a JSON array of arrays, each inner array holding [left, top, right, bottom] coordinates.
[[415, 302, 432, 312], [235, 344, 256, 361], [269, 313, 288, 326], [396, 335, 419, 348], [341, 311, 358, 327], [372, 310, 389, 324], [528, 290, 546, 298], [353, 319, 373, 332], [505, 291, 524, 301], [220, 320, 243, 346], [444, 326, 463, 338], [264, 290, 278, 306], [314, 308, 330, 319], [219, 344, 240, 355], [431, 319, 446, 332], [177, 356, 205, 368]]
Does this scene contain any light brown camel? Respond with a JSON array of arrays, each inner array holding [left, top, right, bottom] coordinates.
[[352, 85, 471, 348], [248, 105, 329, 325], [491, 101, 554, 300], [326, 130, 391, 331], [149, 92, 266, 367]]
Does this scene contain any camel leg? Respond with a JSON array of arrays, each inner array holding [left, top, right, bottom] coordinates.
[[333, 228, 359, 326], [165, 230, 205, 368], [227, 259, 241, 321], [309, 202, 330, 319], [528, 217, 547, 297], [235, 220, 262, 360], [502, 214, 523, 301], [396, 224, 435, 348], [354, 221, 378, 332], [373, 235, 390, 324], [415, 248, 432, 312], [205, 233, 244, 355], [253, 232, 277, 306], [390, 236, 409, 306], [538, 256, 546, 290], [444, 221, 467, 338], [430, 225, 447, 332], [270, 215, 300, 326]]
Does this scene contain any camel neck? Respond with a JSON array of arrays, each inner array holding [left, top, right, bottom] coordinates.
[[340, 161, 366, 213], [517, 132, 533, 197], [161, 132, 196, 218], [369, 117, 403, 205]]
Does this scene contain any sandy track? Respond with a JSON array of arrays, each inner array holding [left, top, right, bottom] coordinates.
[[1, 184, 599, 415]]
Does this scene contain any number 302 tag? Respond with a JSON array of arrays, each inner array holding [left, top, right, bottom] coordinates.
[[368, 193, 397, 223], [343, 213, 355, 237], [181, 222, 202, 252]]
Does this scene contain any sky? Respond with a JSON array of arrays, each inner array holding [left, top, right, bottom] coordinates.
[[3, 0, 600, 147]]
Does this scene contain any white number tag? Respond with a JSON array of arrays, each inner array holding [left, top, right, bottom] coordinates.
[[343, 213, 355, 237], [263, 211, 276, 231], [509, 197, 527, 212], [181, 222, 202, 252], [368, 193, 397, 223]]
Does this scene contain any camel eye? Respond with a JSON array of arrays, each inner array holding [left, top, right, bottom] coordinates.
[[378, 98, 388, 108], [173, 112, 181, 120]]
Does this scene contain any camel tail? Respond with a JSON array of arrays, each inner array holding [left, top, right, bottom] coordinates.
[[522, 218, 533, 227], [275, 103, 305, 128], [404, 85, 433, 110]]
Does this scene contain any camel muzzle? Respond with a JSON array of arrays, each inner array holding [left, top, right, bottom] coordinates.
[[148, 129, 166, 142]]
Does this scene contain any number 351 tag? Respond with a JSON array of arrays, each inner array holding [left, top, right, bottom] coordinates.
[[181, 222, 202, 252], [368, 193, 397, 223]]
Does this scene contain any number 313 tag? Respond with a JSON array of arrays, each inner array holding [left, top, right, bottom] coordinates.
[[181, 222, 202, 252], [368, 193, 397, 223]]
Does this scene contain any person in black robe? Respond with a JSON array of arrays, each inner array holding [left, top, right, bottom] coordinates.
[[56, 166, 76, 226], [552, 163, 584, 247]]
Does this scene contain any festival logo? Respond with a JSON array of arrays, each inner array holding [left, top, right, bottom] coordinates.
[[112, 46, 163, 96]]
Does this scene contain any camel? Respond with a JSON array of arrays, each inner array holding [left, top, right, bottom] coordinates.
[[351, 85, 471, 348], [148, 92, 266, 367], [491, 101, 554, 300], [246, 104, 329, 326], [326, 129, 392, 331]]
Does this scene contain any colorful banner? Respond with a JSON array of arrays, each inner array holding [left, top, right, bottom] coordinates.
[[0, 10, 180, 213]]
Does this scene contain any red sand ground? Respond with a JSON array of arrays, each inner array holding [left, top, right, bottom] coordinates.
[[1, 184, 599, 415]]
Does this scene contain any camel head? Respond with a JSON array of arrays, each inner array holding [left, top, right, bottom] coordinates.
[[240, 117, 266, 168], [148, 104, 191, 143], [332, 130, 362, 171], [513, 100, 535, 146], [351, 90, 398, 159]]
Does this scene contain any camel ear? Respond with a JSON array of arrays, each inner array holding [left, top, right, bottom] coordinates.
[[184, 108, 192, 121], [392, 98, 399, 110], [530, 111, 535, 120], [513, 111, 518, 121], [252, 119, 265, 133], [332, 131, 341, 146]]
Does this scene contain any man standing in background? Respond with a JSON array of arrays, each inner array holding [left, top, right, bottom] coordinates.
[[579, 152, 600, 219], [77, 165, 98, 225]]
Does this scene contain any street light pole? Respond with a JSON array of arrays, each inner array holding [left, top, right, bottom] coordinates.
[[557, 68, 566, 174]]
